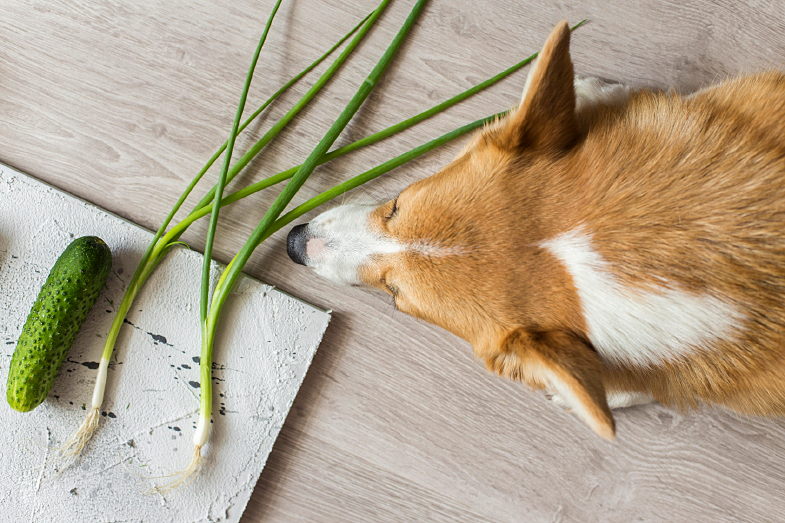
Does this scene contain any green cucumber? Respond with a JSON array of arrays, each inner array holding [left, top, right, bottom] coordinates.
[[6, 236, 112, 412]]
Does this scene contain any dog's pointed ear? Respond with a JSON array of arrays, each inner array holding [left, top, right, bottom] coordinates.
[[497, 21, 578, 151], [484, 328, 615, 440]]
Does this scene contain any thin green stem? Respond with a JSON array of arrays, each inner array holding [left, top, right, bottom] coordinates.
[[201, 0, 283, 324], [235, 12, 373, 149]]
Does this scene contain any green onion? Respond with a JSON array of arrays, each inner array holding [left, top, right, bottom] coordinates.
[[149, 0, 396, 492], [164, 0, 285, 496], [56, 0, 370, 468], [154, 0, 423, 492]]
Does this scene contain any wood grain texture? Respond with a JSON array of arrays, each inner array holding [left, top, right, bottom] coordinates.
[[2, 1, 785, 521]]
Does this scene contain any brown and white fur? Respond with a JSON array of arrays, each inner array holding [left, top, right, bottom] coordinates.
[[286, 21, 785, 439]]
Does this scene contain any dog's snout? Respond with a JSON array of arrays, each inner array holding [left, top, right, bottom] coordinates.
[[287, 223, 310, 266], [285, 203, 382, 286]]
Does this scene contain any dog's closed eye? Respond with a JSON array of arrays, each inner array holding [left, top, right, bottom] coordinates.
[[386, 197, 399, 220], [380, 275, 399, 297]]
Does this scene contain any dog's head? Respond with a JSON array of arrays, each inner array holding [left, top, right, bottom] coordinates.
[[287, 22, 616, 439]]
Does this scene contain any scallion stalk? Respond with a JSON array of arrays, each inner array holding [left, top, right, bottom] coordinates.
[[149, 0, 396, 492], [57, 0, 373, 468], [165, 0, 286, 495], [154, 0, 424, 493]]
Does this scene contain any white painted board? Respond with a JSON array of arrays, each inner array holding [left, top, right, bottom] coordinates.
[[0, 163, 331, 522]]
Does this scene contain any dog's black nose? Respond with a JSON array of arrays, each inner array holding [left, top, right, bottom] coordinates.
[[287, 223, 310, 266]]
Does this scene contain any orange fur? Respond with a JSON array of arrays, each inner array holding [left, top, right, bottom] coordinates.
[[312, 22, 785, 438]]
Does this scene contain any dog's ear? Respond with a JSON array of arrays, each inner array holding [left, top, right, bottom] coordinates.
[[482, 328, 615, 440], [497, 20, 578, 151]]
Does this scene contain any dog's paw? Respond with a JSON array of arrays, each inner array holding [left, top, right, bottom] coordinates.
[[548, 390, 654, 412], [606, 391, 655, 409]]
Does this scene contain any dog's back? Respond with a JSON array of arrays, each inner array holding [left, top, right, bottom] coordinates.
[[554, 71, 785, 416]]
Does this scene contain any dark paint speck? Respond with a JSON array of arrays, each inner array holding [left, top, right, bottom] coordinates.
[[148, 333, 167, 344]]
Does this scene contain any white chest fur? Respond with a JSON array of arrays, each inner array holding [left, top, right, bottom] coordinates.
[[540, 228, 744, 367]]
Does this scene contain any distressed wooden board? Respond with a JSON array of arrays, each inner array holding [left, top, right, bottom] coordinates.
[[0, 164, 330, 522], [2, 1, 785, 522]]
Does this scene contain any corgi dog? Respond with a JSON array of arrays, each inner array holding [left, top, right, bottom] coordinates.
[[286, 21, 785, 439]]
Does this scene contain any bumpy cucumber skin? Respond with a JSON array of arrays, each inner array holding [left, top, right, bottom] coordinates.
[[6, 236, 112, 412]]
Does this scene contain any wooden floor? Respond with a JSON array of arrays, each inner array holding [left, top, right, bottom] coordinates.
[[3, 1, 785, 521]]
